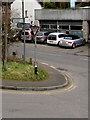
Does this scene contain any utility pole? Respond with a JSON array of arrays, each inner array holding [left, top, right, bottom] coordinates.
[[3, 2, 8, 70], [22, 0, 26, 64]]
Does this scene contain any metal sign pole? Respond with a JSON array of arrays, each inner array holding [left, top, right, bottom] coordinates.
[[34, 36, 37, 74], [30, 25, 40, 74]]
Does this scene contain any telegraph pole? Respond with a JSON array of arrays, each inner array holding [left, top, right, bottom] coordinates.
[[22, 0, 26, 64], [3, 2, 8, 70]]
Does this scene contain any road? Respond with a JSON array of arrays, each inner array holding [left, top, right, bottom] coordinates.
[[2, 42, 88, 118]]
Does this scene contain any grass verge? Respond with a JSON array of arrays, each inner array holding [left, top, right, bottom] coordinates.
[[1, 62, 49, 82]]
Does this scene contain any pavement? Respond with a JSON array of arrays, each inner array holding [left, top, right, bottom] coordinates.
[[0, 43, 89, 91], [1, 63, 71, 91]]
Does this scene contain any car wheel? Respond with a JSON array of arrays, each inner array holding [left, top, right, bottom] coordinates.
[[82, 40, 86, 45], [58, 41, 61, 47], [72, 43, 76, 49]]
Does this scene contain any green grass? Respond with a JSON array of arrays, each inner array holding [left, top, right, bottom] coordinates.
[[1, 62, 49, 82]]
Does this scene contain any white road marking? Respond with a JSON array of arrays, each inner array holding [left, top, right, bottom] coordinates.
[[80, 58, 89, 61], [41, 63, 49, 66]]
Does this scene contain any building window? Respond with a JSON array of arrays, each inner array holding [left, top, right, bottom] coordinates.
[[59, 25, 69, 30], [41, 24, 49, 29], [71, 25, 82, 30], [51, 24, 57, 29]]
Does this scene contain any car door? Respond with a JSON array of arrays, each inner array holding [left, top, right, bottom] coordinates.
[[73, 35, 81, 45]]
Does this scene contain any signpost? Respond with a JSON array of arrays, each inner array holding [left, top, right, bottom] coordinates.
[[30, 25, 40, 74]]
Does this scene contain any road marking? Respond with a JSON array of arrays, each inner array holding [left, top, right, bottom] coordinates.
[[80, 58, 89, 61], [50, 66, 56, 69], [42, 63, 49, 66]]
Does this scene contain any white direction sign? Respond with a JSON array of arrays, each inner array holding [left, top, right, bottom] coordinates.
[[12, 18, 23, 23], [17, 23, 30, 29]]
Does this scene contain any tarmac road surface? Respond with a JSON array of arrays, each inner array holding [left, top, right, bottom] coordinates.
[[2, 42, 88, 118]]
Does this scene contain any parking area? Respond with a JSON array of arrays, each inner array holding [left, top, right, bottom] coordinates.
[[11, 41, 89, 57]]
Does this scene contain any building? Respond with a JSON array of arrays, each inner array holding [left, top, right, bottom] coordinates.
[[35, 8, 90, 42]]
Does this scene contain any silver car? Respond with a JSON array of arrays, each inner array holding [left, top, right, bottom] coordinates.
[[58, 34, 86, 48], [21, 30, 34, 42], [36, 31, 52, 43]]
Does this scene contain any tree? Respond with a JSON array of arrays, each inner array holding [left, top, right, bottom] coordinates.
[[76, 2, 90, 8], [37, 1, 90, 9], [11, 8, 21, 18], [37, 2, 70, 9]]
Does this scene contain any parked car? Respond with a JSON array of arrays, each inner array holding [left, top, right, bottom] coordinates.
[[21, 29, 34, 42], [47, 32, 67, 45], [58, 34, 86, 48], [13, 30, 22, 41], [36, 31, 52, 43]]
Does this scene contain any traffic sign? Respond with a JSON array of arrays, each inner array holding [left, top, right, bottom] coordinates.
[[12, 18, 23, 23], [30, 25, 40, 37], [17, 23, 30, 29]]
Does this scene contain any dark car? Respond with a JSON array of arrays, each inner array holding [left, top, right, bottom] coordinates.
[[13, 30, 22, 41], [36, 31, 52, 43]]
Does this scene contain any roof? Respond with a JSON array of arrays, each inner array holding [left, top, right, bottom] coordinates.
[[49, 32, 66, 35]]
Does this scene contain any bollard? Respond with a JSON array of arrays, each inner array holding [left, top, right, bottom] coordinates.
[[12, 52, 16, 56], [34, 64, 38, 75], [22, 55, 24, 60], [29, 58, 32, 64]]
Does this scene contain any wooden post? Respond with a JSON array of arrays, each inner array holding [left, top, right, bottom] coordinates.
[[3, 2, 8, 71]]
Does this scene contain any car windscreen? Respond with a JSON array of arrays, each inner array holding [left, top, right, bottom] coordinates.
[[22, 32, 29, 35], [65, 35, 80, 40], [48, 35, 56, 40]]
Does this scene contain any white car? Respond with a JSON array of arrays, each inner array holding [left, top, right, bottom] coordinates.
[[47, 33, 67, 45]]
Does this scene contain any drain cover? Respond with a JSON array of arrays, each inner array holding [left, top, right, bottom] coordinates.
[[57, 68, 68, 71]]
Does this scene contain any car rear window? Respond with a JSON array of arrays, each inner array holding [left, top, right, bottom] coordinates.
[[37, 33, 44, 36], [66, 35, 80, 40], [44, 32, 50, 36], [64, 35, 80, 40], [48, 35, 56, 40]]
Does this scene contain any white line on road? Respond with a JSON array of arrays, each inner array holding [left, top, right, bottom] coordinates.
[[80, 58, 89, 61]]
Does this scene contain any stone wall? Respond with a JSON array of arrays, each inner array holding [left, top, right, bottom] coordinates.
[[35, 8, 90, 21], [83, 21, 89, 42]]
